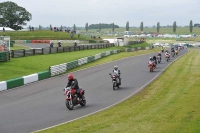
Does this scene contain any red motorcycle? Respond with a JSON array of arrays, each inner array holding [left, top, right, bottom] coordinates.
[[64, 87, 86, 110], [148, 61, 154, 72]]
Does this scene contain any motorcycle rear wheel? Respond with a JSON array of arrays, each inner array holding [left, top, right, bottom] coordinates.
[[66, 100, 74, 110], [80, 96, 86, 106]]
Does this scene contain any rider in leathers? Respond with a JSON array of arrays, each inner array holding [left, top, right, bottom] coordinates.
[[113, 66, 121, 85], [66, 74, 84, 99]]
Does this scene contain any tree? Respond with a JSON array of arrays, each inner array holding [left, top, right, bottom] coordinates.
[[126, 21, 129, 31], [99, 23, 101, 32], [140, 22, 143, 32], [112, 23, 114, 32], [157, 22, 160, 33], [0, 1, 32, 30], [173, 21, 176, 33], [73, 24, 76, 31], [50, 24, 52, 31], [189, 20, 193, 33], [85, 22, 88, 33], [39, 25, 42, 30]]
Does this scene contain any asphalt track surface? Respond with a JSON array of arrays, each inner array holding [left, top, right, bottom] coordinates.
[[0, 49, 187, 133]]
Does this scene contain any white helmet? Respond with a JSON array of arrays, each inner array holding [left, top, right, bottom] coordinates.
[[114, 65, 118, 70], [149, 57, 152, 59]]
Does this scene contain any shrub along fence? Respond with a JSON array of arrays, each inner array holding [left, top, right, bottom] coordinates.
[[10, 43, 114, 58]]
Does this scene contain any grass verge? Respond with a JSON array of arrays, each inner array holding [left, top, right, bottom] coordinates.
[[36, 49, 200, 133]]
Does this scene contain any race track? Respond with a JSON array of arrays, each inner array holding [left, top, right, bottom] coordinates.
[[0, 49, 187, 133]]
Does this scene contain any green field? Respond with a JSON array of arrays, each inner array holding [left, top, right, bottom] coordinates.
[[80, 27, 200, 35], [0, 30, 99, 41], [36, 49, 200, 133]]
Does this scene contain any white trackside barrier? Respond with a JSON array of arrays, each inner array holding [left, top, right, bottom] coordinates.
[[50, 63, 67, 76], [106, 51, 110, 56], [78, 57, 88, 66], [113, 50, 118, 54], [95, 53, 101, 60], [23, 74, 38, 84], [0, 81, 7, 91]]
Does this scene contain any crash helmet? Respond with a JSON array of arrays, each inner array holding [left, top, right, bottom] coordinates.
[[68, 74, 74, 81], [114, 65, 118, 70]]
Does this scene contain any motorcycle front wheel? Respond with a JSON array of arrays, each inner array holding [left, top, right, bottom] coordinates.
[[66, 100, 74, 110], [113, 82, 117, 90]]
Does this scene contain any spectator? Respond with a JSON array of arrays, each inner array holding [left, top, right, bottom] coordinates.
[[78, 34, 80, 38], [58, 41, 62, 47], [3, 27, 5, 32], [32, 27, 34, 31]]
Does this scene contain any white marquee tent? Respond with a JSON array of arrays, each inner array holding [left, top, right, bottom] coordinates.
[[0, 27, 15, 32]]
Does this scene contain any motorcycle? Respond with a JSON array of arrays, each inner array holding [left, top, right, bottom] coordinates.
[[166, 54, 170, 62], [64, 87, 86, 110], [175, 50, 178, 55], [109, 73, 121, 90], [157, 56, 161, 63], [148, 61, 154, 72], [171, 51, 175, 57]]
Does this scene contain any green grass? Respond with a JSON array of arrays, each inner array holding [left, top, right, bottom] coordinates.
[[0, 47, 119, 81], [36, 49, 200, 133], [0, 30, 99, 41]]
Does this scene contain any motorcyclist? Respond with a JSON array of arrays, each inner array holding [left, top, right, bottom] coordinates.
[[113, 66, 121, 85], [161, 46, 164, 53], [148, 57, 155, 69], [171, 47, 175, 56], [66, 74, 84, 99], [165, 51, 170, 60], [157, 52, 162, 61], [153, 55, 157, 65]]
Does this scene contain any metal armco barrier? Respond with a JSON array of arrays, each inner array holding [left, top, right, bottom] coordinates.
[[10, 43, 114, 58]]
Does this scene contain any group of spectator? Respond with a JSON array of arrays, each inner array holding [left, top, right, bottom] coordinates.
[[49, 41, 78, 48], [29, 27, 34, 31]]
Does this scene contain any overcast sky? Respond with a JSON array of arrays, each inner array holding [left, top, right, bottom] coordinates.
[[2, 0, 200, 27]]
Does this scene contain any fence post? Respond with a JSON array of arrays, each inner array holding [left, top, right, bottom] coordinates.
[[42, 48, 44, 54], [33, 49, 35, 55], [23, 49, 25, 57], [11, 50, 14, 57], [57, 47, 58, 53]]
